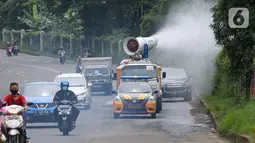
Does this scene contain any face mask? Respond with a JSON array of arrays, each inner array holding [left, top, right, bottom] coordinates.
[[61, 86, 68, 91], [10, 90, 18, 95]]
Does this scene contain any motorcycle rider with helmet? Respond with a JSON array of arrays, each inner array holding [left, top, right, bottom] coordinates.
[[58, 46, 66, 62], [6, 42, 12, 56], [3, 82, 30, 143], [12, 40, 19, 55], [53, 81, 80, 127], [76, 56, 82, 73]]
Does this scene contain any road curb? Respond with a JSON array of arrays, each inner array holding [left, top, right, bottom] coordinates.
[[198, 96, 252, 143]]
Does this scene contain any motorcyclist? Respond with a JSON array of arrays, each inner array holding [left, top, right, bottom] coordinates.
[[76, 56, 82, 73], [3, 82, 29, 143], [6, 42, 12, 51], [53, 81, 80, 127], [0, 98, 7, 141], [12, 40, 19, 54], [58, 46, 66, 61]]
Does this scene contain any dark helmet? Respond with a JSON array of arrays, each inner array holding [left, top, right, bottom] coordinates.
[[60, 81, 69, 91]]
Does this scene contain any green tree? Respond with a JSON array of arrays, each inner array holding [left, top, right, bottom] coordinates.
[[210, 0, 255, 98]]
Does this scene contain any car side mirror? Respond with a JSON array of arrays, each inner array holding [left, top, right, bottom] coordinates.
[[113, 73, 117, 80], [162, 72, 166, 78], [26, 102, 33, 106]]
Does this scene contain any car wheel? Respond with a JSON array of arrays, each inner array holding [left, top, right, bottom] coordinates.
[[156, 99, 161, 113], [113, 113, 120, 119], [84, 97, 91, 109], [151, 113, 156, 119], [184, 92, 192, 101], [159, 98, 162, 111]]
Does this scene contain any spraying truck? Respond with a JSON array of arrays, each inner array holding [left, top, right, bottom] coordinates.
[[113, 36, 166, 113], [81, 57, 113, 96]]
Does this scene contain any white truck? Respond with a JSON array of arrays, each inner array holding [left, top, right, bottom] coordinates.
[[81, 57, 114, 96]]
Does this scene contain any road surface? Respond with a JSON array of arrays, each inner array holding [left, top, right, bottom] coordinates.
[[0, 49, 229, 143]]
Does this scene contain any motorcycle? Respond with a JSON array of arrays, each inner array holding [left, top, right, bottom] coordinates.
[[2, 102, 33, 143], [56, 100, 75, 135], [59, 53, 65, 64], [76, 64, 82, 73], [12, 46, 19, 56], [6, 48, 12, 57], [0, 108, 7, 143]]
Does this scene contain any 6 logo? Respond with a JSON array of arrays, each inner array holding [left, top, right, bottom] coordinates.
[[228, 8, 249, 28]]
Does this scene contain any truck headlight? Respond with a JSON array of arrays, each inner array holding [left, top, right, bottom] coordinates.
[[115, 96, 122, 102], [149, 96, 155, 101]]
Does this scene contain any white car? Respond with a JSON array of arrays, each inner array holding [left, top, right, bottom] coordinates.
[[54, 73, 92, 109]]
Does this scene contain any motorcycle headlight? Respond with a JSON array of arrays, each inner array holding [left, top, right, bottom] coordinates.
[[115, 96, 122, 102], [5, 120, 8, 125], [149, 96, 155, 102]]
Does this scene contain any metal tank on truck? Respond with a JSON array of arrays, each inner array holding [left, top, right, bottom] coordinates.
[[122, 36, 158, 57], [113, 36, 166, 113]]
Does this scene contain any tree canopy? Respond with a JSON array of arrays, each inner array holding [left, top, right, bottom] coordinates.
[[211, 0, 255, 97], [0, 0, 174, 38]]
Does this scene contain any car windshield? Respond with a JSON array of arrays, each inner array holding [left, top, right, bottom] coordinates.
[[118, 82, 152, 93], [85, 68, 109, 76], [162, 68, 187, 79], [55, 77, 85, 87], [122, 65, 158, 78], [23, 84, 60, 97]]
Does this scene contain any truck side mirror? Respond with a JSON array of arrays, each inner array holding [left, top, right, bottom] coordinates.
[[113, 73, 117, 80], [153, 90, 159, 94], [162, 72, 166, 78]]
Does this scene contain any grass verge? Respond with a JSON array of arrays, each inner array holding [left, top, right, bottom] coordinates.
[[202, 95, 255, 142]]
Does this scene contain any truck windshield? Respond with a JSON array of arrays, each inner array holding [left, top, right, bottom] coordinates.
[[85, 68, 109, 76], [122, 65, 158, 78], [118, 82, 152, 93]]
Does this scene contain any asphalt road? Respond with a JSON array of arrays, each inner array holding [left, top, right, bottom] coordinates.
[[0, 49, 229, 143]]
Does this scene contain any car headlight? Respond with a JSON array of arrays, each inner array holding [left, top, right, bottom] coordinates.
[[115, 96, 122, 102], [149, 96, 155, 101]]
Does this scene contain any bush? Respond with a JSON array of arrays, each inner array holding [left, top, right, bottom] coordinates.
[[203, 48, 255, 141]]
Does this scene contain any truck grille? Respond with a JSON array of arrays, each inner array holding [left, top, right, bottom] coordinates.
[[122, 99, 147, 104]]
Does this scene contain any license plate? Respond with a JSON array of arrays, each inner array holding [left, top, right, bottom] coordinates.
[[93, 85, 101, 88], [128, 104, 141, 109], [34, 110, 50, 115]]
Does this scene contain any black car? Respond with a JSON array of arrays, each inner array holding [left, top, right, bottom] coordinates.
[[161, 67, 192, 101]]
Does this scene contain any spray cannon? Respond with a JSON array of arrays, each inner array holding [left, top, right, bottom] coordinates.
[[123, 36, 158, 56]]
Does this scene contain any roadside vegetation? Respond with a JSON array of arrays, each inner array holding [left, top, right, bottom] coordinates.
[[203, 0, 255, 140], [0, 0, 172, 43]]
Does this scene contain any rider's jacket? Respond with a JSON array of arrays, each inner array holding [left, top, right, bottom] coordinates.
[[58, 50, 66, 56], [53, 90, 77, 103], [4, 94, 27, 116]]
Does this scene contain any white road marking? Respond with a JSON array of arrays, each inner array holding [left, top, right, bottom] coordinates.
[[1, 61, 60, 73], [104, 100, 113, 106]]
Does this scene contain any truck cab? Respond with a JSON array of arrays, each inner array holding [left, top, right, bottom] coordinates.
[[81, 57, 113, 96]]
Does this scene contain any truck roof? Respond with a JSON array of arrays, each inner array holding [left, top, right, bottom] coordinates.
[[56, 73, 84, 78], [116, 59, 161, 69], [85, 65, 108, 68]]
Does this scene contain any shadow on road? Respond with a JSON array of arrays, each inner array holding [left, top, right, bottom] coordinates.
[[27, 125, 57, 129], [116, 115, 163, 119]]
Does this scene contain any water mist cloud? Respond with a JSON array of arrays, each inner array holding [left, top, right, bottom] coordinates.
[[150, 0, 220, 94]]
